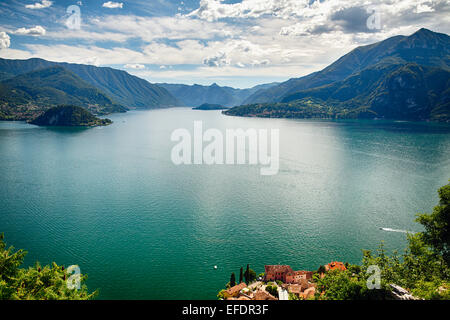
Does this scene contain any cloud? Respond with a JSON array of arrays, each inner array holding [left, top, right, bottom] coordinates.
[[189, 0, 449, 36], [45, 30, 129, 42], [0, 32, 11, 49], [201, 39, 276, 68], [15, 26, 46, 36], [203, 51, 231, 67], [416, 4, 434, 13], [0, 48, 32, 59], [188, 0, 311, 21], [124, 63, 146, 69], [280, 23, 332, 37], [330, 6, 379, 33], [89, 15, 235, 42], [84, 56, 100, 67], [25, 0, 53, 9], [251, 59, 270, 67], [102, 2, 124, 9]]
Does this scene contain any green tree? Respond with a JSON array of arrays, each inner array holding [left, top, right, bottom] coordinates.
[[244, 265, 256, 284], [230, 272, 236, 287], [265, 284, 278, 298], [217, 289, 226, 300], [0, 234, 96, 300], [359, 182, 450, 299], [315, 270, 385, 300], [239, 267, 243, 284], [416, 182, 450, 266]]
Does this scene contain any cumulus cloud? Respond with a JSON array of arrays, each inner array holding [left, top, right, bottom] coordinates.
[[201, 39, 275, 68], [15, 26, 46, 36], [203, 51, 231, 67], [0, 32, 11, 49], [189, 0, 449, 36], [102, 2, 124, 9], [25, 0, 53, 9], [416, 4, 434, 13], [189, 0, 311, 21], [330, 6, 379, 33], [124, 63, 146, 69]]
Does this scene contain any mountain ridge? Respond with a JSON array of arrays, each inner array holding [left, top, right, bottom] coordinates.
[[243, 28, 450, 105], [0, 66, 127, 120], [225, 28, 450, 122], [0, 57, 180, 109]]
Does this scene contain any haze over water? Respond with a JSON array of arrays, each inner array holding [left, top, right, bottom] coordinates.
[[1, 108, 449, 299]]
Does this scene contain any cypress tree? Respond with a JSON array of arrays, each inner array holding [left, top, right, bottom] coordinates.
[[239, 267, 243, 284], [244, 264, 250, 284], [230, 272, 236, 287]]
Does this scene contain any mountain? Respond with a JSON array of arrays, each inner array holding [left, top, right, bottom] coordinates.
[[30, 105, 112, 127], [0, 58, 180, 109], [225, 29, 450, 122], [243, 28, 450, 105], [0, 66, 126, 120], [158, 82, 279, 107], [226, 63, 450, 121]]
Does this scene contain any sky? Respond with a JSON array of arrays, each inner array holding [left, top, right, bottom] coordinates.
[[0, 0, 449, 88]]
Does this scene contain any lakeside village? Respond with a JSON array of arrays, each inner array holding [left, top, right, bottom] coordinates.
[[218, 262, 347, 301]]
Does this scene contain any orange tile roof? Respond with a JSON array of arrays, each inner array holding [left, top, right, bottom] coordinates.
[[265, 265, 294, 274], [288, 284, 302, 294], [226, 282, 247, 296], [325, 261, 346, 271], [253, 290, 277, 301]]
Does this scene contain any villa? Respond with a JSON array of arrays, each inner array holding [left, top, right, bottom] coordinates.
[[286, 270, 313, 284], [265, 265, 313, 284]]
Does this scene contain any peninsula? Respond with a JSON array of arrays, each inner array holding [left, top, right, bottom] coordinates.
[[30, 105, 112, 127]]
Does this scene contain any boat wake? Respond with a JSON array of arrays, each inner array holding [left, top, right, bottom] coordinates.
[[379, 227, 414, 234]]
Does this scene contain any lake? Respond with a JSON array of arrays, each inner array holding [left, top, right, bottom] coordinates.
[[1, 108, 449, 299]]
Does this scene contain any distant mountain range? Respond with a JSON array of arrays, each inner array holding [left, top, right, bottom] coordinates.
[[1, 28, 448, 122], [0, 56, 278, 121], [158, 82, 279, 107], [0, 58, 180, 109], [226, 28, 450, 122]]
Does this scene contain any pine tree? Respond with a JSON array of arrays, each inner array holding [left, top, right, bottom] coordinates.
[[0, 233, 97, 300]]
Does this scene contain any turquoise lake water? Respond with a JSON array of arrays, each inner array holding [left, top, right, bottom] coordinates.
[[1, 108, 450, 299]]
